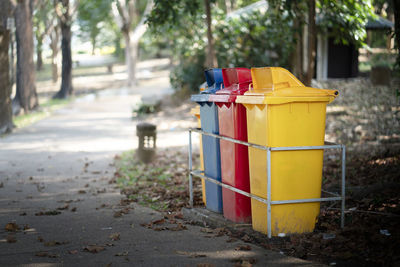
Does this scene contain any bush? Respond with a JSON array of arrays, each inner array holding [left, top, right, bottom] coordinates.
[[215, 9, 294, 69]]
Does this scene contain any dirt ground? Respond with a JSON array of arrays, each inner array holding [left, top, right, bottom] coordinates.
[[117, 77, 400, 266]]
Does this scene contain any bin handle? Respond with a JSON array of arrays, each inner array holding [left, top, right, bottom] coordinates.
[[248, 83, 253, 91]]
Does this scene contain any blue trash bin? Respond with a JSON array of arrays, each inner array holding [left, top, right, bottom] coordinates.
[[191, 68, 224, 213]]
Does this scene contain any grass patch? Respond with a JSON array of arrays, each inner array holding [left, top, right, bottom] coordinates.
[[113, 149, 203, 212], [13, 98, 71, 129]]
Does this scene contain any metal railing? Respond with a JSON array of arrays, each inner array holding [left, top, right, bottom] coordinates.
[[188, 128, 346, 238]]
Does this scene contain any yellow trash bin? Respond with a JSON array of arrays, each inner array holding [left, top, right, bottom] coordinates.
[[190, 107, 206, 205], [236, 67, 338, 236]]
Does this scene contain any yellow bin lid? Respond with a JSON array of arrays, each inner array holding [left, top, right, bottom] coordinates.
[[236, 67, 338, 105], [190, 107, 200, 118]]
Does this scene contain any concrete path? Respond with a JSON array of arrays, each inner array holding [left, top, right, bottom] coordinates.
[[0, 87, 322, 266]]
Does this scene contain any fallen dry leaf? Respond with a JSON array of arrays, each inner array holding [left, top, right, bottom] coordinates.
[[197, 263, 215, 267], [35, 251, 59, 258], [5, 222, 19, 232], [115, 251, 129, 256], [6, 234, 16, 243], [35, 210, 61, 216], [44, 240, 69, 247], [83, 245, 105, 253], [113, 211, 123, 218], [200, 228, 214, 234], [232, 257, 257, 267], [241, 235, 252, 242], [169, 223, 187, 231], [152, 218, 165, 225], [71, 207, 77, 212], [78, 190, 86, 194], [235, 245, 252, 251], [109, 233, 120, 241], [68, 250, 78, 255], [153, 227, 168, 231], [113, 208, 130, 218], [57, 204, 69, 210], [176, 250, 207, 258]]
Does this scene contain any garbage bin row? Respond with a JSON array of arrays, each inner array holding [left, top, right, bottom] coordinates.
[[191, 67, 339, 236]]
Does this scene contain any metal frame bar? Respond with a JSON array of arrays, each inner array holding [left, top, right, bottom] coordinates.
[[188, 128, 346, 238]]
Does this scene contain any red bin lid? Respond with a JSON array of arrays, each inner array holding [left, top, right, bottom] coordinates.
[[209, 68, 252, 104]]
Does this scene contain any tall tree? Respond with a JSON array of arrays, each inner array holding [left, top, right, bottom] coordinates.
[[49, 20, 60, 83], [305, 0, 316, 86], [113, 0, 153, 86], [0, 0, 13, 134], [13, 0, 38, 114], [34, 0, 57, 71], [78, 0, 113, 55], [53, 0, 75, 99]]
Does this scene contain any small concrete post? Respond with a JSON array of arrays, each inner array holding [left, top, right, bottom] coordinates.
[[136, 122, 157, 163]]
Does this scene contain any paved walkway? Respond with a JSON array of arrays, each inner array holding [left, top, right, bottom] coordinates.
[[0, 86, 322, 266]]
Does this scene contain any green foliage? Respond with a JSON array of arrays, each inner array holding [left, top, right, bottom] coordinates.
[[132, 101, 161, 117], [147, 0, 377, 93], [77, 0, 113, 53], [33, 0, 56, 48], [147, 0, 210, 92], [147, 0, 201, 30], [215, 7, 294, 68], [317, 0, 376, 48]]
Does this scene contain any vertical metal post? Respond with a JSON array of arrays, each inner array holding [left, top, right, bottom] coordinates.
[[267, 148, 272, 238], [341, 145, 346, 228], [188, 130, 194, 208]]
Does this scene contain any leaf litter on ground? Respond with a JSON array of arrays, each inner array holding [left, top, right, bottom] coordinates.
[[35, 210, 61, 216], [35, 251, 59, 258], [113, 86, 400, 266], [109, 233, 120, 241], [83, 245, 106, 253], [5, 222, 19, 232]]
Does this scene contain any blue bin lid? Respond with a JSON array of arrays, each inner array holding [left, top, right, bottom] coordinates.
[[202, 68, 224, 94], [191, 93, 210, 103]]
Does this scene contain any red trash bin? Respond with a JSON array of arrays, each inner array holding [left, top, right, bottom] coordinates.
[[209, 68, 252, 223]]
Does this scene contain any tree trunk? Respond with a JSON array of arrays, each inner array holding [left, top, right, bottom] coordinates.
[[122, 0, 153, 86], [0, 0, 13, 134], [393, 0, 400, 71], [204, 0, 217, 68], [304, 0, 316, 86], [9, 25, 15, 88], [36, 34, 43, 71], [91, 36, 96, 55], [50, 25, 59, 83], [291, 15, 304, 80], [53, 0, 72, 99], [13, 0, 38, 114], [123, 31, 135, 86]]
